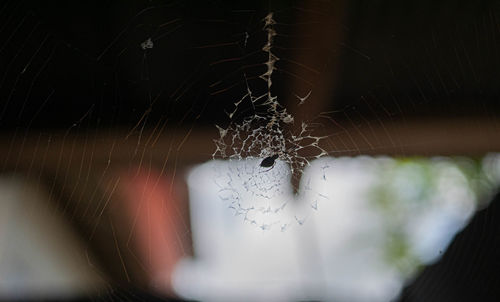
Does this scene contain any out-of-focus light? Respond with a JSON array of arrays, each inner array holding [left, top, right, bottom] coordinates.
[[0, 176, 107, 300], [173, 156, 497, 302]]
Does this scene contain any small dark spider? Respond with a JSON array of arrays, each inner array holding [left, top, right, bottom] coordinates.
[[260, 154, 279, 171]]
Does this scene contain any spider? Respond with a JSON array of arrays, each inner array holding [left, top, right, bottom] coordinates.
[[260, 154, 279, 172]]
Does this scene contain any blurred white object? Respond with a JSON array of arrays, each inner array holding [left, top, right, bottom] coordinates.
[[173, 156, 484, 302], [0, 176, 107, 299]]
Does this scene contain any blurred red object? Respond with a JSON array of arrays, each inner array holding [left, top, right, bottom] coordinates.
[[117, 167, 190, 296]]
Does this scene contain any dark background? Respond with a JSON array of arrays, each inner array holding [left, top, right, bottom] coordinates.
[[1, 0, 500, 131]]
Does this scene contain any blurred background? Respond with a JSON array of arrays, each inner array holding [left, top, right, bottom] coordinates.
[[0, 0, 500, 301]]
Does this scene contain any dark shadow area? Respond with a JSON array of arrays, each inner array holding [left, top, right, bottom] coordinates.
[[400, 192, 500, 302]]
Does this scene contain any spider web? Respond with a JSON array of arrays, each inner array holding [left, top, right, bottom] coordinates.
[[210, 12, 329, 230], [0, 0, 499, 301]]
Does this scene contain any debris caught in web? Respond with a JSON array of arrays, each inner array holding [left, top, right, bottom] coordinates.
[[211, 13, 329, 230], [140, 38, 154, 50]]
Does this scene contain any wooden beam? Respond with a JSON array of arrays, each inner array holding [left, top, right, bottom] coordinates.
[[1, 117, 499, 175]]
